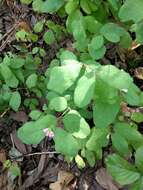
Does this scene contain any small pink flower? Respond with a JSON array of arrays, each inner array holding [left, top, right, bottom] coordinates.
[[43, 128, 54, 139]]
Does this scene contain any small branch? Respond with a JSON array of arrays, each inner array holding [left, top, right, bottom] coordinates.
[[24, 151, 58, 157]]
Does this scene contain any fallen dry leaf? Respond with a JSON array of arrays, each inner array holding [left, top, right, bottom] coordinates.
[[11, 130, 32, 155], [0, 149, 7, 190], [134, 67, 143, 80], [96, 168, 122, 190], [10, 111, 28, 123], [49, 170, 74, 190]]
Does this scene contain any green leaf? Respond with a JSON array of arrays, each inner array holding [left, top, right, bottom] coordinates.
[[80, 0, 91, 14], [18, 115, 57, 144], [29, 110, 42, 120], [89, 35, 104, 50], [33, 0, 64, 13], [81, 149, 96, 167], [65, 0, 79, 15], [135, 22, 143, 44], [111, 133, 129, 156], [119, 31, 132, 48], [84, 16, 102, 34], [34, 21, 44, 33], [44, 30, 55, 45], [0, 63, 19, 88], [97, 65, 133, 90], [49, 96, 68, 112], [74, 71, 95, 108], [86, 127, 109, 151], [26, 74, 37, 88], [135, 146, 143, 172], [93, 100, 120, 128], [100, 23, 125, 43], [106, 154, 140, 185], [9, 92, 21, 112], [60, 50, 77, 65], [119, 0, 143, 23], [131, 112, 143, 123], [54, 128, 80, 157], [114, 123, 143, 149], [17, 121, 45, 144], [88, 45, 106, 60], [63, 110, 90, 138], [131, 177, 143, 190], [47, 63, 81, 94]]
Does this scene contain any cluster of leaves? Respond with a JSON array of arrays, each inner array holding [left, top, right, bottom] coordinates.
[[1, 0, 143, 189]]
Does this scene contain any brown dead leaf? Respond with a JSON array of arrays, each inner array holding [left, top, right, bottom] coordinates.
[[0, 149, 7, 190], [49, 171, 74, 190], [10, 111, 28, 123], [134, 67, 143, 80], [11, 130, 31, 155], [96, 168, 122, 190], [23, 154, 47, 188], [17, 21, 31, 32]]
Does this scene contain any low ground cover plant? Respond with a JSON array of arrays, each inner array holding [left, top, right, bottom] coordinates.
[[1, 0, 143, 189]]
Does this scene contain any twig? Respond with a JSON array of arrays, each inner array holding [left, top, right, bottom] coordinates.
[[0, 108, 10, 118], [24, 151, 58, 157]]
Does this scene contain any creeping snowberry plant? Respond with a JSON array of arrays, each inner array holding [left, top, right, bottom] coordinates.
[[1, 0, 143, 189]]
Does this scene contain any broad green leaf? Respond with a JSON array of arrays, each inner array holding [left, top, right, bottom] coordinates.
[[84, 16, 102, 34], [63, 111, 90, 138], [88, 45, 106, 60], [100, 23, 125, 43], [60, 50, 77, 65], [106, 154, 140, 185], [119, 0, 143, 23], [0, 64, 18, 88], [81, 149, 96, 167], [18, 115, 56, 144], [89, 35, 104, 50], [54, 128, 80, 157], [17, 122, 45, 144], [97, 65, 133, 90], [119, 31, 132, 48], [93, 100, 120, 128], [135, 146, 143, 172], [44, 30, 55, 45], [94, 78, 118, 104], [131, 112, 143, 123], [112, 133, 129, 156], [35, 114, 57, 130], [26, 73, 37, 88], [80, 0, 91, 14], [74, 71, 95, 108], [33, 0, 64, 13], [135, 22, 143, 44], [47, 63, 81, 94], [123, 84, 140, 106], [10, 56, 25, 69], [9, 92, 21, 112], [86, 127, 109, 151], [29, 110, 42, 120], [65, 0, 79, 15], [49, 96, 68, 112], [131, 177, 143, 190], [114, 123, 143, 149]]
